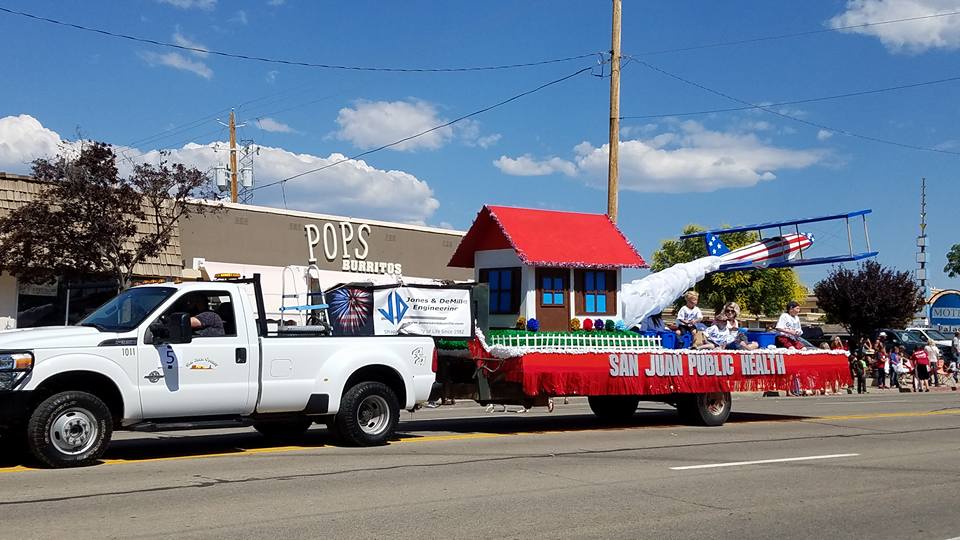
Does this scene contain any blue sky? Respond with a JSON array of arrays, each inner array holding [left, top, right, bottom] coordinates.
[[1, 0, 958, 291]]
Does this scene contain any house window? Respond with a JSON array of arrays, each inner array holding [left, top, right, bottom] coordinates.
[[540, 275, 565, 306], [480, 268, 520, 314], [576, 270, 615, 315]]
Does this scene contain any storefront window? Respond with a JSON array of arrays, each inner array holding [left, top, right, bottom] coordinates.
[[17, 280, 119, 328]]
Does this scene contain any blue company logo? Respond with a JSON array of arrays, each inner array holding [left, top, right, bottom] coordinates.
[[378, 291, 409, 324]]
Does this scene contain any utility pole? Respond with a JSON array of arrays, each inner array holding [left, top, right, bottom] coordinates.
[[606, 0, 622, 223], [229, 110, 238, 203]]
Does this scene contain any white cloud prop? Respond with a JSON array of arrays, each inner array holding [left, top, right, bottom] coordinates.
[[828, 0, 960, 52], [0, 115, 440, 224]]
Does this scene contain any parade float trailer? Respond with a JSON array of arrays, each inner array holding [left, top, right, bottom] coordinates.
[[426, 205, 852, 425]]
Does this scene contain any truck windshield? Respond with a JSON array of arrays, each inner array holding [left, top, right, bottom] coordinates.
[[79, 287, 175, 332], [924, 329, 951, 341]]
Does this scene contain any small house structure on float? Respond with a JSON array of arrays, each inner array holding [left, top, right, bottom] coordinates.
[[448, 205, 648, 332]]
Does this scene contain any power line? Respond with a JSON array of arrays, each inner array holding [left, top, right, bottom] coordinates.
[[0, 5, 602, 73], [620, 73, 960, 119], [633, 59, 960, 157], [252, 65, 596, 192], [632, 9, 960, 56]]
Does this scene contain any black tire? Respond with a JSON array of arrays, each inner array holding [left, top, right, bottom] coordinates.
[[333, 382, 399, 446], [253, 417, 313, 440], [587, 395, 640, 421], [676, 392, 732, 426], [27, 391, 113, 468]]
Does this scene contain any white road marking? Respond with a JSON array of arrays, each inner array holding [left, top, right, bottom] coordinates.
[[670, 453, 860, 470], [812, 400, 903, 405]]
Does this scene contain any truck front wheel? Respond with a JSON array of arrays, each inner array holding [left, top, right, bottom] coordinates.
[[334, 382, 399, 446], [27, 391, 113, 468], [676, 392, 732, 426], [588, 395, 640, 421]]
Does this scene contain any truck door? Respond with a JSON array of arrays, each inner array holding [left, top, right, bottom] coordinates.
[[138, 289, 253, 418]]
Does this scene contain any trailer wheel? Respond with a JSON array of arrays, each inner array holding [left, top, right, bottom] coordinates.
[[253, 417, 313, 440], [588, 395, 640, 421], [27, 391, 113, 468], [334, 382, 399, 446], [676, 392, 731, 426]]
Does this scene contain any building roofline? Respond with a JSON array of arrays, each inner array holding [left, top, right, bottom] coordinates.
[[188, 199, 465, 237]]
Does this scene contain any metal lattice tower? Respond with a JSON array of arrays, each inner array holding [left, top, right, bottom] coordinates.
[[916, 178, 929, 325], [238, 139, 258, 204]]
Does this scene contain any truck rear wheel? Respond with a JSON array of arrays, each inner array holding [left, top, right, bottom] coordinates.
[[253, 417, 313, 440], [676, 392, 731, 426], [334, 382, 399, 446], [27, 391, 113, 468], [588, 395, 640, 420]]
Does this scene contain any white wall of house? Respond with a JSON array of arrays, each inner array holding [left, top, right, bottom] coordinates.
[[476, 249, 626, 329]]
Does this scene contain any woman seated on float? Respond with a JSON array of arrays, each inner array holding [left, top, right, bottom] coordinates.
[[696, 301, 759, 350]]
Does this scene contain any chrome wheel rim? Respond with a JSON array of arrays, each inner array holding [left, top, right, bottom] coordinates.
[[49, 407, 99, 456], [704, 393, 727, 416], [357, 395, 391, 436]]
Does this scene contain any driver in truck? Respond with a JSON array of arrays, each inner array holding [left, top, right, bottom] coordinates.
[[178, 293, 225, 337]]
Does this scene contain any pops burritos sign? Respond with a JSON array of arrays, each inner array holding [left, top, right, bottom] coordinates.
[[304, 221, 402, 275]]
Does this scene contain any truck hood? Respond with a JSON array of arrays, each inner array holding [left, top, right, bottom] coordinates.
[[0, 326, 116, 350]]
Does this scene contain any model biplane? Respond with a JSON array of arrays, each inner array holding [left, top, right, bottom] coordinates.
[[679, 209, 878, 272]]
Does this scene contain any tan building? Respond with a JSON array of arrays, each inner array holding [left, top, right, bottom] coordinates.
[[0, 172, 470, 327]]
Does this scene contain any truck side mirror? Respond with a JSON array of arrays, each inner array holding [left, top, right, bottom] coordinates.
[[149, 312, 193, 345]]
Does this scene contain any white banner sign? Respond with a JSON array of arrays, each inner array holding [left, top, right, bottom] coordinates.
[[372, 286, 472, 338]]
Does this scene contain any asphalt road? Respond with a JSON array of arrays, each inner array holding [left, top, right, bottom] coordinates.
[[2, 391, 959, 540]]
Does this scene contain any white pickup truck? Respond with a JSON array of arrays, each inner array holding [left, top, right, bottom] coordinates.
[[0, 275, 438, 468]]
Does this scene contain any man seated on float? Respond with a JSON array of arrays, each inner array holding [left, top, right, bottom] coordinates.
[[675, 290, 703, 340], [775, 300, 803, 349]]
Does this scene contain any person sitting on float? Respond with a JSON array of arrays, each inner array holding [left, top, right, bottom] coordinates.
[[775, 300, 804, 349], [719, 301, 759, 350], [675, 290, 703, 340]]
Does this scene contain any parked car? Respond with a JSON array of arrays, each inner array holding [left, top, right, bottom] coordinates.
[[874, 328, 950, 361], [907, 327, 956, 361]]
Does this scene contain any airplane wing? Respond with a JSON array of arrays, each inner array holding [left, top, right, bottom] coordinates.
[[679, 209, 872, 239]]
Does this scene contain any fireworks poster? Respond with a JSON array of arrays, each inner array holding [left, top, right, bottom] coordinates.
[[327, 286, 374, 336]]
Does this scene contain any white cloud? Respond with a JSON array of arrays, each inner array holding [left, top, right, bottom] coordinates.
[[172, 31, 209, 57], [265, 70, 278, 83], [0, 115, 439, 224], [335, 99, 498, 152], [828, 0, 960, 52], [817, 129, 834, 141], [156, 0, 216, 10], [230, 10, 248, 25], [255, 117, 298, 134], [0, 115, 64, 173], [336, 100, 453, 151], [496, 121, 824, 193], [267, 0, 286, 5], [140, 51, 213, 79], [493, 155, 577, 177]]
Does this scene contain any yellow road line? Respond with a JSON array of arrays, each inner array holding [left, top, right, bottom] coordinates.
[[2, 408, 958, 474]]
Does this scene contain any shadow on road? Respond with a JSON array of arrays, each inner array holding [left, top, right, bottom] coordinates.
[[395, 409, 810, 438], [0, 410, 809, 470]]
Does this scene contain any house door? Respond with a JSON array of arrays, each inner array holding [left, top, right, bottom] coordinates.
[[536, 268, 569, 332]]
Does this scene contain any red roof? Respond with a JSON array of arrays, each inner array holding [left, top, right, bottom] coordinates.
[[448, 205, 648, 269]]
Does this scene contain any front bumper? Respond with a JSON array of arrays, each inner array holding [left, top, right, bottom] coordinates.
[[0, 390, 33, 430]]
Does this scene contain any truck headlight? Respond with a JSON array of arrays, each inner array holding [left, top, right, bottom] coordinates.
[[0, 352, 33, 390]]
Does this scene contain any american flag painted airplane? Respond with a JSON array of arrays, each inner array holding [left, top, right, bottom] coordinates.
[[680, 209, 878, 272]]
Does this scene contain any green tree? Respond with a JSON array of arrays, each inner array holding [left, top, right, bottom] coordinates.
[[813, 260, 924, 341], [944, 244, 960, 278], [0, 142, 219, 290], [651, 224, 807, 319]]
